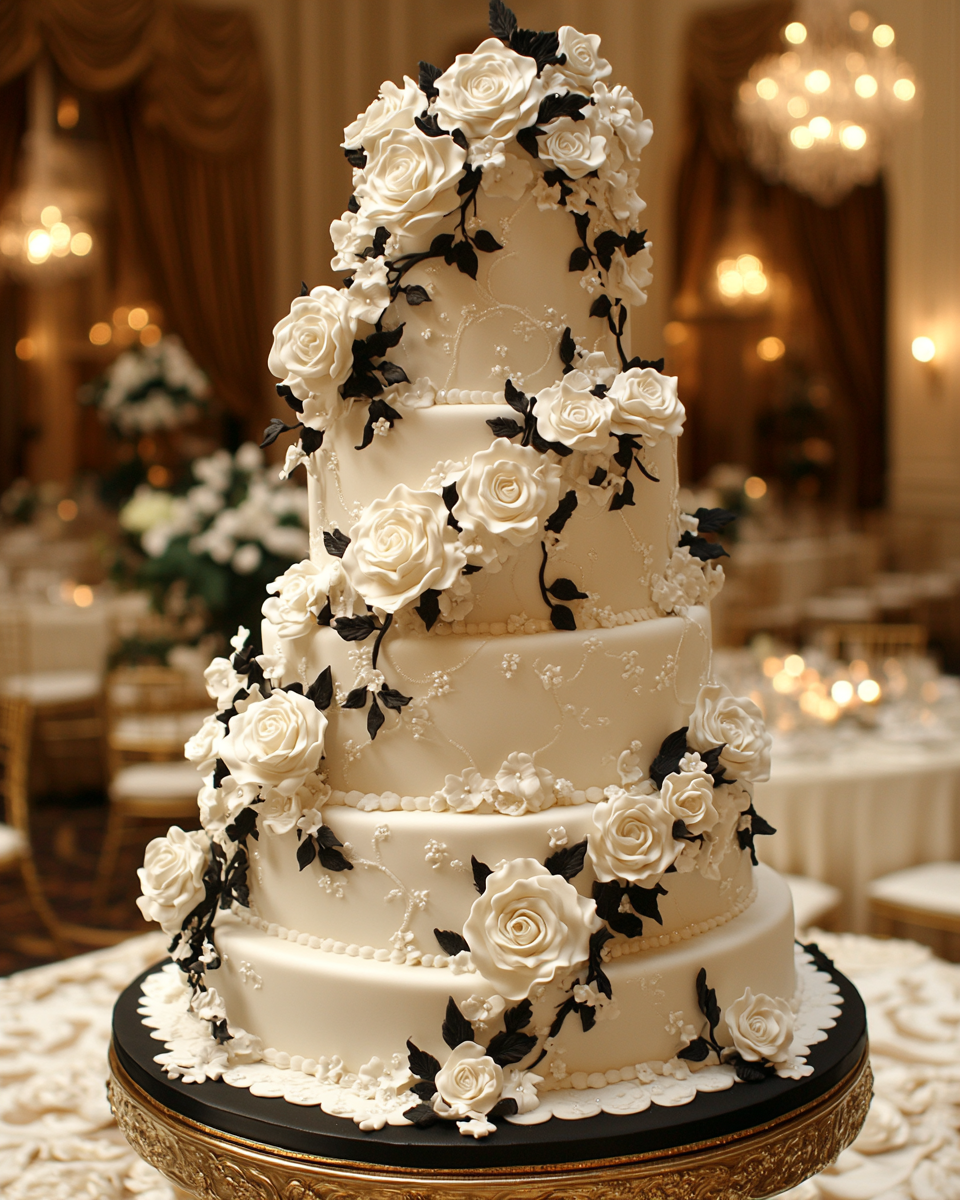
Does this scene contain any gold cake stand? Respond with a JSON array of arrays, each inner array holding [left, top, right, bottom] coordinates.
[[108, 1040, 872, 1200]]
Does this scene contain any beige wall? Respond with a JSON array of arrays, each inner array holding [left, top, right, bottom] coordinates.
[[237, 0, 959, 561]]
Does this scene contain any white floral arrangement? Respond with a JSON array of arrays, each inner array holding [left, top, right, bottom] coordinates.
[[83, 335, 209, 436]]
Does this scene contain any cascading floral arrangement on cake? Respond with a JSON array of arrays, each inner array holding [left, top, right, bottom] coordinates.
[[135, 2, 842, 1140]]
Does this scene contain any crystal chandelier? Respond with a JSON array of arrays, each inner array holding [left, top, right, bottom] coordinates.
[[736, 0, 919, 206], [0, 57, 98, 281]]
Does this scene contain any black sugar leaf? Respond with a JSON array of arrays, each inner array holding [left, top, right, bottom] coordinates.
[[344, 147, 366, 169], [403, 284, 431, 306], [333, 614, 378, 642], [693, 507, 738, 533], [454, 241, 479, 280], [299, 281, 309, 296], [559, 326, 576, 367], [752, 810, 777, 837], [277, 383, 303, 414], [486, 1029, 537, 1066], [544, 489, 578, 533], [536, 92, 589, 125], [488, 0, 517, 41], [342, 686, 368, 710], [415, 111, 444, 138], [679, 531, 729, 561], [543, 837, 588, 880], [283, 682, 304, 694], [364, 322, 405, 356], [306, 666, 333, 711], [649, 726, 689, 789], [406, 1040, 441, 1082], [441, 481, 458, 512], [609, 477, 636, 511], [366, 693, 385, 740], [593, 228, 626, 271], [315, 598, 332, 627], [516, 125, 541, 159], [410, 1079, 437, 1101], [260, 417, 300, 449], [677, 1037, 711, 1062], [407, 1102, 441, 1127], [323, 529, 351, 558], [442, 996, 475, 1050], [487, 417, 523, 440], [696, 967, 722, 1034], [418, 61, 442, 99], [212, 758, 229, 789], [414, 588, 441, 632], [589, 467, 607, 486], [579, 1004, 597, 1033], [378, 361, 409, 386], [315, 824, 344, 850], [503, 999, 533, 1032], [549, 995, 577, 1039], [347, 195, 360, 213], [550, 604, 577, 631], [317, 844, 353, 872], [510, 27, 562, 73], [626, 881, 668, 924], [300, 426, 324, 455], [451, 127, 469, 151], [296, 837, 317, 871], [473, 229, 503, 253], [547, 577, 589, 601], [380, 686, 412, 711], [471, 856, 492, 894], [504, 379, 528, 414], [569, 245, 591, 273], [589, 294, 613, 319], [429, 232, 455, 256], [457, 164, 482, 196], [489, 1097, 519, 1118], [434, 929, 470, 956], [733, 1055, 773, 1084], [624, 227, 648, 256]]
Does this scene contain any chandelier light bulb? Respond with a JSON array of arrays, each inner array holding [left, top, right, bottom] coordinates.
[[809, 116, 832, 138], [893, 78, 916, 101], [805, 69, 831, 93], [40, 205, 61, 228], [911, 337, 936, 363], [872, 24, 895, 47], [790, 125, 815, 149], [26, 228, 51, 262], [757, 77, 779, 99], [785, 22, 808, 44], [854, 73, 878, 97], [839, 124, 867, 150], [70, 231, 92, 256]]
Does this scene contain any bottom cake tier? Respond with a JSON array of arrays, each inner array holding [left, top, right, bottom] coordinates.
[[207, 864, 795, 1087]]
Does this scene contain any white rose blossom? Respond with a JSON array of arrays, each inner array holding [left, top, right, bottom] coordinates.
[[546, 27, 611, 91], [136, 826, 210, 936], [268, 287, 357, 402], [607, 367, 685, 446], [605, 243, 654, 307], [494, 752, 554, 815], [479, 152, 534, 201], [463, 858, 601, 1000], [262, 559, 329, 639], [660, 756, 720, 836], [687, 683, 772, 784], [354, 127, 466, 240], [588, 788, 683, 883], [453, 439, 562, 569], [219, 688, 327, 796], [725, 989, 795, 1064], [432, 1041, 504, 1121], [340, 484, 466, 613], [184, 714, 225, 776], [533, 370, 614, 453], [203, 657, 243, 710], [342, 76, 423, 150], [435, 39, 544, 142], [538, 116, 607, 180]]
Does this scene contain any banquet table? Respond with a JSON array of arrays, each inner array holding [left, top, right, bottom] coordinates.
[[756, 738, 960, 933], [2, 931, 960, 1200]]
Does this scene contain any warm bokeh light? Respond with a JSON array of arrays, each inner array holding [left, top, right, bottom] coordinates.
[[757, 336, 785, 361], [840, 124, 867, 150], [849, 659, 870, 681], [784, 22, 807, 44], [663, 321, 688, 345], [912, 336, 936, 363], [893, 78, 916, 101], [846, 52, 865, 73], [89, 322, 112, 345], [147, 464, 170, 487], [73, 584, 94, 608], [854, 73, 878, 97], [805, 70, 831, 94], [744, 475, 768, 499], [763, 656, 782, 678], [57, 499, 78, 521], [809, 116, 832, 139], [140, 323, 162, 346], [873, 24, 895, 48], [26, 229, 51, 262], [831, 679, 855, 705], [113, 306, 130, 326], [787, 96, 808, 118], [40, 205, 61, 228], [128, 306, 149, 330], [50, 222, 71, 255], [857, 679, 881, 703], [773, 670, 796, 694], [849, 11, 870, 32], [784, 654, 805, 677], [790, 125, 815, 149], [57, 96, 79, 128], [780, 52, 800, 72], [70, 231, 92, 256], [14, 337, 34, 361], [757, 77, 779, 100]]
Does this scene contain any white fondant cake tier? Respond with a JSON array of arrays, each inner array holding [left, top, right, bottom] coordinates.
[[244, 807, 754, 957], [268, 607, 711, 796], [309, 406, 678, 625]]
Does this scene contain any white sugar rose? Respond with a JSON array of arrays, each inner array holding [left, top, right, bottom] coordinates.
[[203, 657, 243, 710], [463, 858, 600, 1000], [687, 683, 772, 784], [494, 752, 554, 815], [589, 788, 682, 883], [533, 370, 614, 453], [605, 243, 654, 307], [435, 38, 544, 142], [432, 1042, 503, 1120], [479, 152, 534, 201], [268, 287, 357, 402], [538, 117, 607, 180], [547, 27, 611, 91], [607, 367, 685, 446], [258, 787, 302, 837], [184, 714, 225, 776], [262, 559, 328, 639], [725, 989, 795, 1064], [219, 688, 326, 796], [454, 439, 562, 568], [341, 484, 466, 613], [660, 760, 719, 836], [591, 82, 653, 161], [354, 127, 465, 239], [136, 826, 210, 936], [343, 76, 423, 149]]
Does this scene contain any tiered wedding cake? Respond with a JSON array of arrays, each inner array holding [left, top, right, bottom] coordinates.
[[136, 5, 840, 1138]]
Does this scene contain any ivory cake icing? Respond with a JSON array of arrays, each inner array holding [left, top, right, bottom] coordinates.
[[135, 3, 842, 1139]]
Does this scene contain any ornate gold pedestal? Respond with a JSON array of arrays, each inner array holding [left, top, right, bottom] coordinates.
[[108, 1041, 872, 1200]]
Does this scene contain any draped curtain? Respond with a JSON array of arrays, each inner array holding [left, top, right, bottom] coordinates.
[[674, 0, 886, 508], [0, 0, 270, 429]]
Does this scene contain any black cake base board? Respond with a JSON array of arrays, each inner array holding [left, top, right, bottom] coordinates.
[[112, 954, 867, 1172]]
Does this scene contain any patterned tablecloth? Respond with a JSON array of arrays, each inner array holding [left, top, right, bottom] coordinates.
[[3, 931, 960, 1199]]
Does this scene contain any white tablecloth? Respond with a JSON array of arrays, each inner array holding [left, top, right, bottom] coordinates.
[[757, 741, 960, 932], [2, 931, 960, 1198]]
